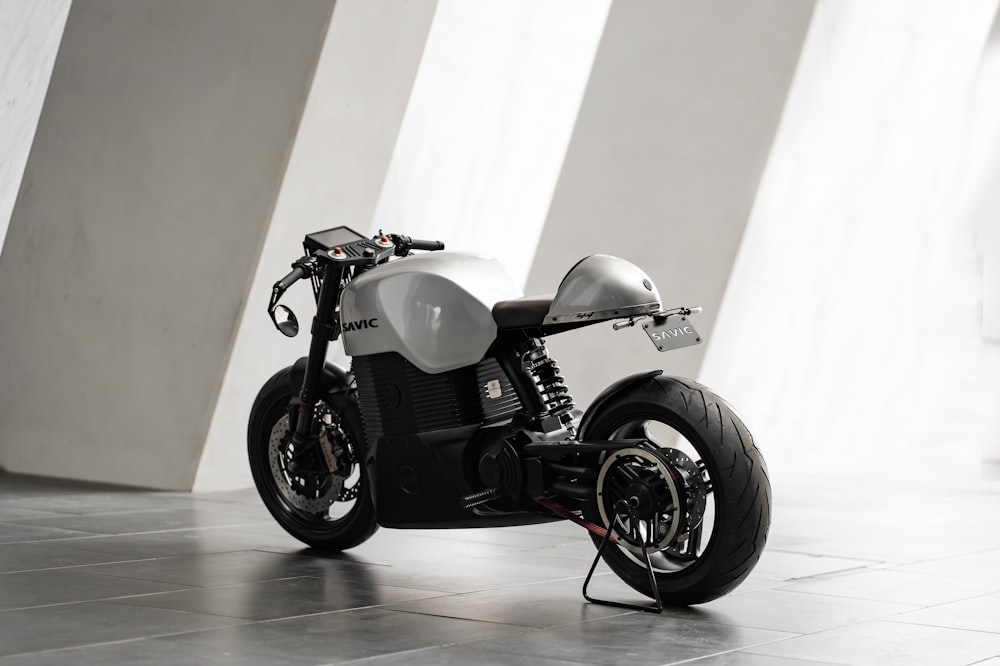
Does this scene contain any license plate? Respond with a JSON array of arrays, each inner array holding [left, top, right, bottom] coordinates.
[[643, 315, 702, 352]]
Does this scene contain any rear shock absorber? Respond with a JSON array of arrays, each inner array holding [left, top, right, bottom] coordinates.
[[521, 339, 577, 435]]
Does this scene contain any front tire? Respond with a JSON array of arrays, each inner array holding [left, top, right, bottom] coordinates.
[[248, 366, 377, 551], [580, 375, 770, 605]]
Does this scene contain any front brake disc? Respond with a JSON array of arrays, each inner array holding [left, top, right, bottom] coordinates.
[[268, 413, 343, 513]]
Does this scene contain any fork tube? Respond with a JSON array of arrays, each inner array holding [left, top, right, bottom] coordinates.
[[293, 265, 344, 441]]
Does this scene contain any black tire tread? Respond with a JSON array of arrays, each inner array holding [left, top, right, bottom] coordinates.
[[247, 366, 377, 552], [581, 375, 770, 605]]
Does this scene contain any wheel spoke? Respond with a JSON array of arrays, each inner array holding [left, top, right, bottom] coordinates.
[[687, 524, 702, 556]]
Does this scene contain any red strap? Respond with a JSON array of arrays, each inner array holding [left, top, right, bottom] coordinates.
[[534, 496, 617, 544]]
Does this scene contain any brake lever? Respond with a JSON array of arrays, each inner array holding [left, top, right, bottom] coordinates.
[[267, 256, 317, 337]]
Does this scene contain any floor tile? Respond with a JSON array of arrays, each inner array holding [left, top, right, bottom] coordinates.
[[0, 568, 191, 611], [343, 533, 606, 593], [0, 490, 197, 514], [0, 638, 316, 666], [0, 601, 245, 657], [680, 653, 848, 665], [443, 611, 796, 666], [344, 643, 597, 665], [530, 540, 609, 563], [742, 620, 1000, 666], [690, 588, 917, 634], [724, 571, 789, 595], [343, 528, 532, 566], [4, 468, 1000, 665], [750, 549, 878, 580], [0, 506, 66, 521], [894, 548, 1000, 582], [9, 505, 270, 536], [888, 591, 1000, 633], [775, 567, 1000, 606], [0, 522, 96, 544], [86, 549, 377, 588], [0, 539, 140, 573], [416, 523, 585, 549], [55, 525, 308, 559], [97, 607, 528, 664], [386, 576, 632, 628], [113, 575, 445, 620], [382, 554, 609, 593]]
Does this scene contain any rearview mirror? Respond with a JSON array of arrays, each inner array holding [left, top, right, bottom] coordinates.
[[272, 304, 299, 337]]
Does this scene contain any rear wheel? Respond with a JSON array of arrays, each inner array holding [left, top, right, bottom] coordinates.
[[248, 367, 377, 551], [580, 375, 770, 605]]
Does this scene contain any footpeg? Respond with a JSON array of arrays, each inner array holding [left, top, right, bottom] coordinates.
[[459, 487, 500, 509]]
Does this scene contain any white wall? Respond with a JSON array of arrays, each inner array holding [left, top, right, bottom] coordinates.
[[525, 0, 816, 407], [0, 0, 70, 254], [960, 10, 1000, 467], [10, 0, 996, 492], [963, 14, 1000, 342], [698, 0, 1000, 483], [195, 0, 610, 490], [370, 0, 612, 288], [0, 0, 334, 489]]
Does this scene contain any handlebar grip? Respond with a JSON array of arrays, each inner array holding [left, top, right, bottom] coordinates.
[[277, 264, 308, 290], [408, 239, 445, 251]]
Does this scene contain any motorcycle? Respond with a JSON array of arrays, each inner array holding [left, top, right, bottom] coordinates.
[[248, 226, 770, 610]]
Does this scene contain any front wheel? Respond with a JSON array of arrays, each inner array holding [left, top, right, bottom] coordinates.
[[248, 366, 377, 551], [580, 375, 770, 605]]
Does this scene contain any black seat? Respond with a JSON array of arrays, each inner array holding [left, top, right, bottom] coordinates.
[[492, 296, 553, 331]]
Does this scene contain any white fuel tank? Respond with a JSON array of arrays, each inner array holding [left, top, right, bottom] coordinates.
[[339, 253, 523, 374]]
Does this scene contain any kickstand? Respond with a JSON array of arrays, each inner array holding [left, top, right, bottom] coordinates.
[[582, 498, 663, 614]]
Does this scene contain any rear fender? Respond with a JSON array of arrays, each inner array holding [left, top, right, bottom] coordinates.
[[578, 369, 663, 437]]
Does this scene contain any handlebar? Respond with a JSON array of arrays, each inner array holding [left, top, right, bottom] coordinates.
[[391, 234, 445, 255], [408, 238, 445, 252], [277, 263, 309, 291], [268, 229, 445, 338]]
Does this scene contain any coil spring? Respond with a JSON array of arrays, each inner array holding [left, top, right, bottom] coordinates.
[[522, 340, 576, 433]]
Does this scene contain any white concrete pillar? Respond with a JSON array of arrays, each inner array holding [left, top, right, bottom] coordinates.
[[0, 0, 334, 489], [0, 0, 71, 253], [968, 12, 1000, 343], [697, 0, 1000, 483], [957, 7, 1000, 472], [195, 0, 439, 491], [524, 0, 816, 406]]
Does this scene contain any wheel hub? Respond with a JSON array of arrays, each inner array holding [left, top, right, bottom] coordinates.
[[268, 408, 351, 513], [595, 446, 707, 556]]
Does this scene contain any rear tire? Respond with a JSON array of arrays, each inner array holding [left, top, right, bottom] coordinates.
[[580, 375, 770, 605], [248, 367, 377, 551]]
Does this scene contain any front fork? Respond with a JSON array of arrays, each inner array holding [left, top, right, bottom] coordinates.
[[290, 265, 345, 449]]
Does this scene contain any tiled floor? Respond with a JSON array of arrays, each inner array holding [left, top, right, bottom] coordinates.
[[2, 464, 1000, 665]]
